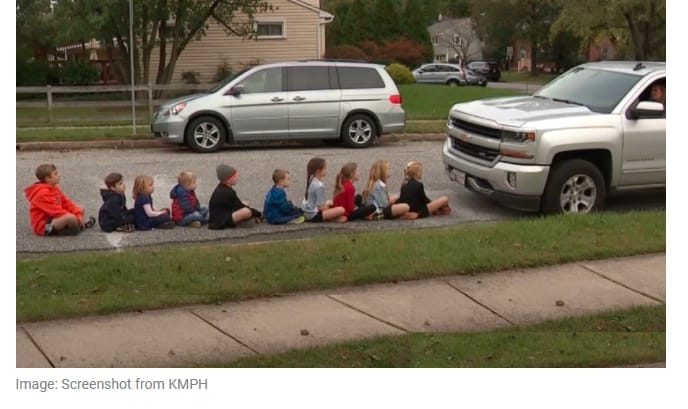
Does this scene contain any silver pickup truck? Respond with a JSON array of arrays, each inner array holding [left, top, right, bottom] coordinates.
[[442, 61, 665, 214]]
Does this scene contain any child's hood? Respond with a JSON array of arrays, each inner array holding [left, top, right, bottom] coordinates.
[[100, 188, 123, 202], [169, 183, 187, 199], [24, 182, 55, 201]]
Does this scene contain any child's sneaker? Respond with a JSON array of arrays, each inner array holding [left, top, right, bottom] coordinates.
[[374, 209, 384, 220], [288, 215, 306, 224], [189, 221, 202, 228], [83, 216, 96, 230], [158, 221, 176, 229], [116, 223, 136, 233]]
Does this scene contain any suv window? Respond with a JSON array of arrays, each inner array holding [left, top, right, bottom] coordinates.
[[338, 67, 385, 89], [239, 68, 283, 93], [287, 66, 331, 91]]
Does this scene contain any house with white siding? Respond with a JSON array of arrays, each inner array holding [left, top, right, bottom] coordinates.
[[148, 0, 334, 84]]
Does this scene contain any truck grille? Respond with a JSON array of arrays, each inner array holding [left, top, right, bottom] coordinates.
[[450, 116, 501, 139], [450, 137, 500, 162]]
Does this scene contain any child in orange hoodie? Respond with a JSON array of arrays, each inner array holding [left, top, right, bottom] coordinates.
[[24, 163, 94, 236]]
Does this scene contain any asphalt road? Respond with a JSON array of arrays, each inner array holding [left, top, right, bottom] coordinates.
[[16, 140, 664, 254]]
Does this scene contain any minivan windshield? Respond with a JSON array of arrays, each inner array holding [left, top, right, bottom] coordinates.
[[534, 67, 641, 113]]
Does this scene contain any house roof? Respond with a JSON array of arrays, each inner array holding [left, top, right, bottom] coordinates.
[[428, 17, 474, 35], [288, 0, 334, 20]]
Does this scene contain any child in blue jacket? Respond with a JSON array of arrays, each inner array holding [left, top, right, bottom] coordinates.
[[263, 169, 304, 224]]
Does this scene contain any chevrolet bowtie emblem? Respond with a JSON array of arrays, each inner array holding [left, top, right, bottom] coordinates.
[[459, 133, 472, 142]]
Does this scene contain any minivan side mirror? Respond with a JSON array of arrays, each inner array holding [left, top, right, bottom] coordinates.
[[628, 101, 665, 119], [227, 85, 245, 97]]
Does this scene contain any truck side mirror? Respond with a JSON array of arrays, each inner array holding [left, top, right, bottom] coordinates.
[[628, 101, 665, 119]]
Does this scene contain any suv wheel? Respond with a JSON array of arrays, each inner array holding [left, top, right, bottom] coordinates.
[[542, 159, 606, 214], [447, 79, 461, 87], [341, 114, 376, 148], [185, 116, 225, 153]]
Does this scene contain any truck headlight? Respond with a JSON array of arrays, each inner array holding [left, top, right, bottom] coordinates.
[[502, 129, 536, 143]]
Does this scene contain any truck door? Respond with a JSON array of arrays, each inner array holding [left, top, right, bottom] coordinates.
[[620, 78, 666, 186]]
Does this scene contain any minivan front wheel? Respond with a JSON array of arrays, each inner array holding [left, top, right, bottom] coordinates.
[[185, 116, 225, 153], [541, 159, 606, 214], [341, 114, 376, 148]]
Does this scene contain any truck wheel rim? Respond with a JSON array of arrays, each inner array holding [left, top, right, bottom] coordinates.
[[559, 174, 596, 214], [348, 120, 372, 145], [193, 122, 220, 149]]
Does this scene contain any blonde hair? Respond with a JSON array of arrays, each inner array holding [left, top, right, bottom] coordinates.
[[132, 175, 153, 200], [272, 169, 289, 184], [362, 160, 390, 202], [334, 162, 357, 197], [404, 161, 423, 181], [178, 170, 196, 187]]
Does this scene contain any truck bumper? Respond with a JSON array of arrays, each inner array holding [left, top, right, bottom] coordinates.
[[442, 138, 549, 212]]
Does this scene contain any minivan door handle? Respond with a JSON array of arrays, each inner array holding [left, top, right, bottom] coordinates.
[[292, 96, 306, 101], [271, 97, 284, 102]]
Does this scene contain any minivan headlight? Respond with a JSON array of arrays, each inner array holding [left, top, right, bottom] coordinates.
[[502, 129, 536, 143], [169, 103, 186, 116]]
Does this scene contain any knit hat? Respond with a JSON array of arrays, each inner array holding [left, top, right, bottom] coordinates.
[[216, 164, 236, 182]]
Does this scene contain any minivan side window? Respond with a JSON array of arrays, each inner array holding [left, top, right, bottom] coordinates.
[[239, 68, 283, 93], [338, 67, 385, 89], [287, 67, 331, 91]]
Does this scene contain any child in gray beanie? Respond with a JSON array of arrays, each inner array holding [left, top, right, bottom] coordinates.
[[208, 164, 262, 229]]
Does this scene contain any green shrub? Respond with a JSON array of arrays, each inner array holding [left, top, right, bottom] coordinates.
[[59, 59, 100, 85], [386, 63, 415, 84], [214, 60, 232, 82], [324, 44, 369, 61], [17, 59, 60, 86], [181, 71, 201, 84]]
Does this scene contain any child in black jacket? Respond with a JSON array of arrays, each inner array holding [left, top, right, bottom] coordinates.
[[208, 164, 261, 229], [98, 172, 135, 232]]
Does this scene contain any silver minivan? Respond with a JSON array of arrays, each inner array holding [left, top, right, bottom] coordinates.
[[151, 61, 406, 152]]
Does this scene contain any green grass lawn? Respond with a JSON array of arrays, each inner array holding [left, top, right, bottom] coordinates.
[[399, 84, 523, 120], [16, 210, 665, 322], [220, 305, 665, 368], [16, 126, 152, 142]]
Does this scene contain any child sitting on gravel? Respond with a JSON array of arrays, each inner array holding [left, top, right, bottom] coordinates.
[[208, 164, 262, 229], [98, 172, 135, 233], [24, 163, 95, 236], [263, 169, 305, 224], [170, 170, 208, 228]]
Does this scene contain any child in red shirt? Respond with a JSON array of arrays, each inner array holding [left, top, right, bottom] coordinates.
[[333, 162, 377, 221], [24, 163, 95, 236]]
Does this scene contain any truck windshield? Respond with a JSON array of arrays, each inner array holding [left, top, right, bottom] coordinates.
[[534, 67, 641, 113]]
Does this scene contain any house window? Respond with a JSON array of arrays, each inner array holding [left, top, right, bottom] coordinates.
[[256, 21, 286, 39], [601, 47, 611, 59], [453, 34, 462, 46], [432, 36, 439, 45]]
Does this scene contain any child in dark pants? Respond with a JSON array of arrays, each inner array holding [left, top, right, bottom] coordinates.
[[398, 161, 451, 218], [132, 175, 175, 230], [98, 172, 135, 232], [208, 164, 261, 229], [333, 162, 376, 221]]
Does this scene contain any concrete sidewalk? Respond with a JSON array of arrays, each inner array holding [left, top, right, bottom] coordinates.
[[16, 253, 666, 368]]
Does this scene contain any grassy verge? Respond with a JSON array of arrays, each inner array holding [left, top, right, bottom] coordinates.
[[399, 84, 523, 120], [221, 306, 665, 368], [16, 211, 665, 322], [499, 71, 558, 85]]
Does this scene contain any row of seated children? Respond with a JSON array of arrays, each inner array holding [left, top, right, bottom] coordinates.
[[24, 158, 450, 236]]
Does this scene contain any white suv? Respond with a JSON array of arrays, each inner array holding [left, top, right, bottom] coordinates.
[[151, 61, 406, 152]]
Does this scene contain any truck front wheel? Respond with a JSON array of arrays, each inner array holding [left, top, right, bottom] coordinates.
[[541, 159, 606, 214]]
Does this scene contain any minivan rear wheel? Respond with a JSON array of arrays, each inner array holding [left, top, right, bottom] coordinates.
[[185, 116, 225, 153], [341, 114, 376, 148]]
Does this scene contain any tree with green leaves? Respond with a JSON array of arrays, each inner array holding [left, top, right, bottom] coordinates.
[[552, 0, 665, 60], [371, 0, 401, 41], [401, 0, 432, 60], [342, 0, 375, 45], [49, 0, 273, 85]]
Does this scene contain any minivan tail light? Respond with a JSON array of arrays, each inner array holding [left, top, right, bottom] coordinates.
[[389, 94, 402, 104]]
